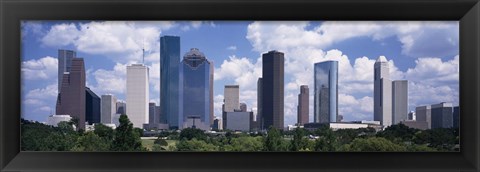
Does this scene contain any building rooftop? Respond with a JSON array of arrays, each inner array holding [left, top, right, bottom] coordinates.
[[376, 56, 388, 63]]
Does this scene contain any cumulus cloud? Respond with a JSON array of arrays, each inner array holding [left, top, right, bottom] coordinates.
[[21, 56, 58, 80], [227, 46, 237, 51]]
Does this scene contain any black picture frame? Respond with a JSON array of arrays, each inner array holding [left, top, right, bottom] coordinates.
[[1, 0, 479, 171]]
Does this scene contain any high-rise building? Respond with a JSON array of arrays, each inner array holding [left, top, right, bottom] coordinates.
[[56, 58, 86, 129], [374, 56, 392, 127], [261, 50, 284, 130], [453, 106, 459, 128], [297, 85, 309, 125], [126, 64, 149, 128], [416, 105, 432, 129], [240, 103, 247, 112], [57, 49, 76, 92], [160, 36, 181, 129], [85, 87, 101, 125], [392, 80, 408, 124], [209, 61, 214, 126], [149, 102, 158, 125], [431, 102, 453, 129], [213, 118, 223, 131], [223, 85, 240, 129], [101, 94, 117, 124], [116, 101, 126, 115], [180, 48, 213, 130], [257, 78, 263, 129], [314, 61, 338, 123], [155, 105, 161, 124]]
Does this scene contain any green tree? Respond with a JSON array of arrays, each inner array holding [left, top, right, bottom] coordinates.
[[224, 136, 263, 151], [342, 137, 407, 151], [68, 116, 80, 131], [72, 132, 110, 151], [290, 128, 310, 151], [263, 126, 288, 151], [376, 123, 419, 143], [154, 138, 169, 146], [314, 127, 338, 151], [176, 139, 219, 151], [94, 123, 115, 140], [179, 128, 207, 141], [111, 114, 144, 151]]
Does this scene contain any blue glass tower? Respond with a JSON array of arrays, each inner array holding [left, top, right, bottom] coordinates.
[[160, 36, 180, 129], [180, 48, 213, 130], [314, 61, 338, 123]]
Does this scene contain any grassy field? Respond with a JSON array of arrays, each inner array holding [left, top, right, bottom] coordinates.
[[141, 139, 177, 151]]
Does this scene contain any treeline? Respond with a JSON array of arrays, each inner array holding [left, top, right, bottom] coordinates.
[[21, 114, 145, 151], [22, 116, 459, 152]]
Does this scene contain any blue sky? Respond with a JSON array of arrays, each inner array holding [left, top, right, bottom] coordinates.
[[21, 21, 459, 126]]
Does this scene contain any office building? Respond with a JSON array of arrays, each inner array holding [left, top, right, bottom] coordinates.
[[297, 85, 309, 125], [101, 94, 117, 124], [160, 35, 181, 129], [225, 111, 251, 131], [374, 56, 392, 127], [47, 114, 72, 127], [57, 49, 76, 92], [213, 118, 223, 131], [85, 87, 101, 125], [116, 101, 126, 115], [223, 85, 240, 129], [209, 62, 214, 125], [314, 61, 338, 123], [261, 50, 284, 130], [401, 120, 429, 130], [416, 105, 432, 129], [453, 106, 459, 128], [56, 58, 86, 129], [392, 80, 408, 124], [180, 48, 213, 130], [126, 64, 149, 128], [407, 111, 416, 121], [257, 78, 263, 129], [431, 102, 453, 129], [149, 102, 157, 125]]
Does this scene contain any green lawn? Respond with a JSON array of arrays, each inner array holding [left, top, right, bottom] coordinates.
[[141, 139, 178, 151]]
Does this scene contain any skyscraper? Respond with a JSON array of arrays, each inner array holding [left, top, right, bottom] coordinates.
[[257, 78, 263, 129], [223, 85, 240, 129], [160, 36, 180, 128], [85, 87, 100, 125], [149, 102, 157, 126], [57, 49, 76, 92], [297, 85, 309, 125], [56, 58, 86, 129], [431, 102, 453, 129], [374, 56, 392, 127], [261, 50, 284, 130], [453, 106, 459, 128], [126, 64, 149, 128], [101, 94, 117, 124], [392, 80, 408, 124], [314, 61, 338, 123], [116, 101, 126, 115], [180, 48, 213, 130], [416, 105, 432, 129]]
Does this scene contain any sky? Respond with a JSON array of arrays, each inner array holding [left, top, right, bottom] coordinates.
[[21, 21, 460, 126]]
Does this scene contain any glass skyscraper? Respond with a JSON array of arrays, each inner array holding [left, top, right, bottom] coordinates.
[[179, 48, 213, 130], [261, 50, 284, 130], [314, 61, 338, 123], [160, 36, 181, 129], [85, 87, 100, 125]]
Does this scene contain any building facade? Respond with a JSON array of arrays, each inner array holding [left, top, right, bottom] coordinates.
[[101, 94, 117, 124], [160, 35, 181, 129], [225, 111, 251, 131], [416, 105, 432, 129], [431, 102, 453, 129], [392, 80, 408, 124], [58, 49, 76, 92], [180, 48, 213, 130], [56, 58, 86, 129], [47, 115, 72, 127], [374, 56, 392, 127], [314, 61, 338, 123], [116, 101, 126, 115], [126, 64, 149, 128], [297, 85, 309, 125], [85, 87, 101, 125], [257, 78, 263, 129], [261, 50, 284, 130], [223, 85, 240, 129], [453, 106, 459, 128]]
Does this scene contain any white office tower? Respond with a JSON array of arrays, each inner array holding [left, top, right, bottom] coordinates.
[[374, 56, 392, 127], [101, 94, 117, 124], [392, 80, 408, 124], [126, 64, 149, 128], [224, 85, 240, 112]]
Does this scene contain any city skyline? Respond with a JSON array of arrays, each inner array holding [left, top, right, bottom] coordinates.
[[21, 21, 459, 126]]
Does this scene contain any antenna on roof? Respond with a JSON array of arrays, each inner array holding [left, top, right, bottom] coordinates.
[[142, 39, 145, 64]]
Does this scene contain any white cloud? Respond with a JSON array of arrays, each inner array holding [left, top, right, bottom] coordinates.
[[21, 56, 58, 80], [26, 84, 58, 99], [90, 63, 127, 95], [41, 23, 81, 47], [227, 46, 237, 51]]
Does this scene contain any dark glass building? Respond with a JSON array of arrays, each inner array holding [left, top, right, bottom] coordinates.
[[257, 78, 263, 129], [453, 106, 459, 128], [180, 48, 213, 130], [297, 85, 309, 125], [56, 58, 86, 129], [261, 50, 284, 130], [314, 61, 338, 123], [85, 87, 100, 125], [160, 36, 181, 129], [58, 49, 76, 92]]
